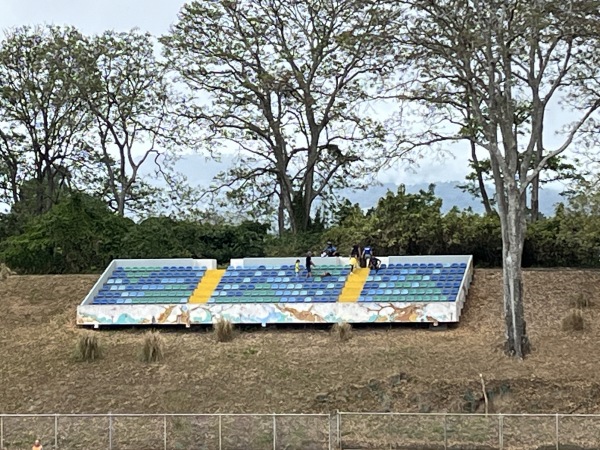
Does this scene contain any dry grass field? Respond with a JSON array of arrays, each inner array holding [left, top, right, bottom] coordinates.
[[1, 269, 600, 449]]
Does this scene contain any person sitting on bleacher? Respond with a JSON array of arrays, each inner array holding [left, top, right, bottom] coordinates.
[[323, 241, 338, 257], [368, 255, 381, 273]]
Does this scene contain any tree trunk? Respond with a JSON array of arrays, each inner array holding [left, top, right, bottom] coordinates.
[[471, 141, 493, 215], [530, 138, 543, 222], [116, 193, 126, 217], [501, 186, 531, 358], [277, 195, 285, 237]]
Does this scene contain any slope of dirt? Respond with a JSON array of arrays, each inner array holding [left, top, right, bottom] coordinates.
[[0, 269, 599, 415]]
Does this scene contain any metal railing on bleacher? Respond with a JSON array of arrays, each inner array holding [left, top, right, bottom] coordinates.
[[2, 411, 600, 449]]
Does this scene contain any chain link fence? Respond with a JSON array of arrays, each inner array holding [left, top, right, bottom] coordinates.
[[2, 412, 600, 449]]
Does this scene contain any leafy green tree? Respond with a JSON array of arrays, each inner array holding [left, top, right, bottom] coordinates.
[[443, 207, 503, 266], [120, 217, 269, 264], [325, 185, 446, 257], [397, 0, 600, 357], [119, 217, 191, 259], [0, 193, 133, 273], [176, 220, 269, 264], [0, 26, 92, 214], [163, 0, 401, 234]]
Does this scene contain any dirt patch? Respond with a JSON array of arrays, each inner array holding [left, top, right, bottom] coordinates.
[[0, 269, 599, 416]]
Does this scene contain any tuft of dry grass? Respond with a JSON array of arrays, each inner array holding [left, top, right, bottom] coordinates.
[[74, 333, 102, 362], [140, 331, 164, 363], [572, 293, 593, 309], [213, 318, 234, 342], [562, 309, 585, 332], [331, 322, 353, 341]]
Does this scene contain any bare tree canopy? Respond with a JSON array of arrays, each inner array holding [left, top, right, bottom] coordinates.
[[396, 0, 600, 357], [162, 0, 402, 233], [78, 30, 181, 217]]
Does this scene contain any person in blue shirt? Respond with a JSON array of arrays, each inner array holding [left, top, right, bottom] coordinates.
[[361, 245, 373, 267], [323, 241, 338, 257]]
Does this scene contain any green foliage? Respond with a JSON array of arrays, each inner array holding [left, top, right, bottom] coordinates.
[[0, 193, 133, 273], [444, 208, 502, 267], [266, 231, 323, 257], [78, 30, 184, 217], [119, 217, 191, 259], [0, 26, 92, 214], [120, 218, 269, 264], [326, 185, 447, 258], [3, 180, 600, 273]]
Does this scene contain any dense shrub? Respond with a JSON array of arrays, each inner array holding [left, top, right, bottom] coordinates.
[[0, 193, 133, 273]]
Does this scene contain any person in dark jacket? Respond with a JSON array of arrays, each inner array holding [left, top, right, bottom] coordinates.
[[305, 251, 316, 278]]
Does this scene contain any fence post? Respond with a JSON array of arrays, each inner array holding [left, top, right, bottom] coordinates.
[[1, 415, 4, 450], [443, 415, 447, 450], [54, 414, 58, 450], [272, 414, 277, 450], [555, 414, 560, 450], [108, 413, 113, 450], [337, 412, 341, 450], [218, 415, 222, 450], [328, 414, 332, 450], [498, 414, 503, 450], [163, 415, 167, 450]]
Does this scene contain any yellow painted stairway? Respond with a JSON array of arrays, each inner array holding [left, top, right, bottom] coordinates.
[[189, 269, 225, 303], [338, 268, 370, 302]]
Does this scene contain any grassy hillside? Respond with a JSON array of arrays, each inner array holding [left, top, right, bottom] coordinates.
[[0, 270, 599, 415]]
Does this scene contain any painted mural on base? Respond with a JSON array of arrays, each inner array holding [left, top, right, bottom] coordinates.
[[77, 302, 458, 326]]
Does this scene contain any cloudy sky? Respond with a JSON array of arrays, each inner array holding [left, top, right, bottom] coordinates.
[[0, 0, 482, 186]]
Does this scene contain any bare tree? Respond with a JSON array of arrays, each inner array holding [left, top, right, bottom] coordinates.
[[163, 0, 402, 234], [397, 0, 600, 357], [78, 30, 181, 217]]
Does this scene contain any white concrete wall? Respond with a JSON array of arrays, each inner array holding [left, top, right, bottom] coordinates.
[[112, 258, 216, 269], [387, 255, 472, 264], [233, 255, 471, 268]]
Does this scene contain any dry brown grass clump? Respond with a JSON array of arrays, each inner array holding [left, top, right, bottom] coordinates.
[[562, 309, 585, 332], [74, 333, 102, 362], [214, 318, 234, 342], [140, 331, 164, 362], [331, 322, 353, 341], [572, 292, 593, 309]]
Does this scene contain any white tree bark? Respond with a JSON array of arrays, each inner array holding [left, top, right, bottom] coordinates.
[[499, 185, 531, 358]]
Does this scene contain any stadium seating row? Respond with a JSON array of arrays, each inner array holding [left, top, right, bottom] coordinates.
[[92, 266, 206, 305], [91, 261, 468, 305]]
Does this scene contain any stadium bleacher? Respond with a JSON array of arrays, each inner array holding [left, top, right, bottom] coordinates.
[[78, 255, 473, 326], [91, 265, 207, 305]]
